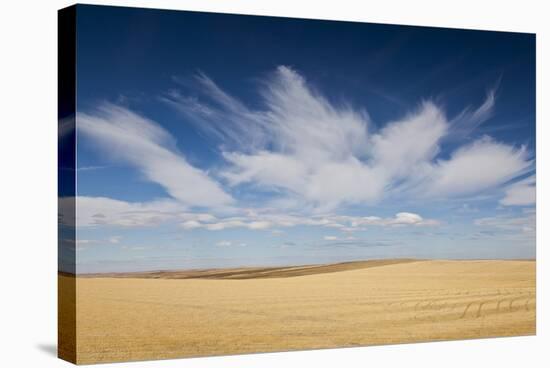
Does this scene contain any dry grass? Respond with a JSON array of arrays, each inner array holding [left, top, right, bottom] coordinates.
[[60, 259, 536, 364]]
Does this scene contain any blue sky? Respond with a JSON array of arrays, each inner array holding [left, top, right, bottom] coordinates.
[[62, 5, 535, 273]]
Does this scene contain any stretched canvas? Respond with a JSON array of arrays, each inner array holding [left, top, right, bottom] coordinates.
[[58, 4, 536, 364]]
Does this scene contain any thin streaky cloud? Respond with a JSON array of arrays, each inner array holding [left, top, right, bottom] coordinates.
[[164, 66, 533, 211], [500, 175, 536, 206], [77, 103, 234, 208]]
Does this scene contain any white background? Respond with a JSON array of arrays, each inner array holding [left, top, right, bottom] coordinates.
[[0, 0, 547, 366]]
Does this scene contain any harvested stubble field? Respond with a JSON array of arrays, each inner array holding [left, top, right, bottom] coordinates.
[[59, 259, 536, 364]]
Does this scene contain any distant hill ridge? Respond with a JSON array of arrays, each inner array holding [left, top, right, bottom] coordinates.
[[74, 258, 422, 280]]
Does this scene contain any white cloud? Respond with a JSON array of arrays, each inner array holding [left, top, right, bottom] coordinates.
[[74, 196, 183, 227], [347, 212, 440, 227], [457, 204, 479, 213], [74, 239, 98, 249], [500, 175, 536, 206], [222, 151, 308, 193], [248, 221, 272, 229], [324, 236, 338, 241], [371, 101, 447, 180], [121, 245, 148, 251], [181, 220, 202, 229], [179, 210, 439, 231], [65, 237, 121, 249], [62, 196, 439, 235], [77, 103, 233, 208], [108, 236, 122, 244], [449, 89, 496, 139], [475, 213, 535, 236], [165, 66, 531, 209], [427, 137, 532, 197], [214, 241, 247, 248], [60, 196, 198, 228]]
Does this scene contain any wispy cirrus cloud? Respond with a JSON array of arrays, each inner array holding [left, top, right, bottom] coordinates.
[[164, 66, 533, 210], [500, 175, 536, 206], [448, 88, 496, 139], [474, 211, 535, 239], [426, 136, 531, 197], [60, 196, 189, 227], [77, 103, 233, 208]]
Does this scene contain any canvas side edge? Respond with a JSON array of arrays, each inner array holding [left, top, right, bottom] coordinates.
[[58, 4, 77, 365]]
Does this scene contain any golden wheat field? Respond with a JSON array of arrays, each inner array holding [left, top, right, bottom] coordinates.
[[59, 259, 536, 364]]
